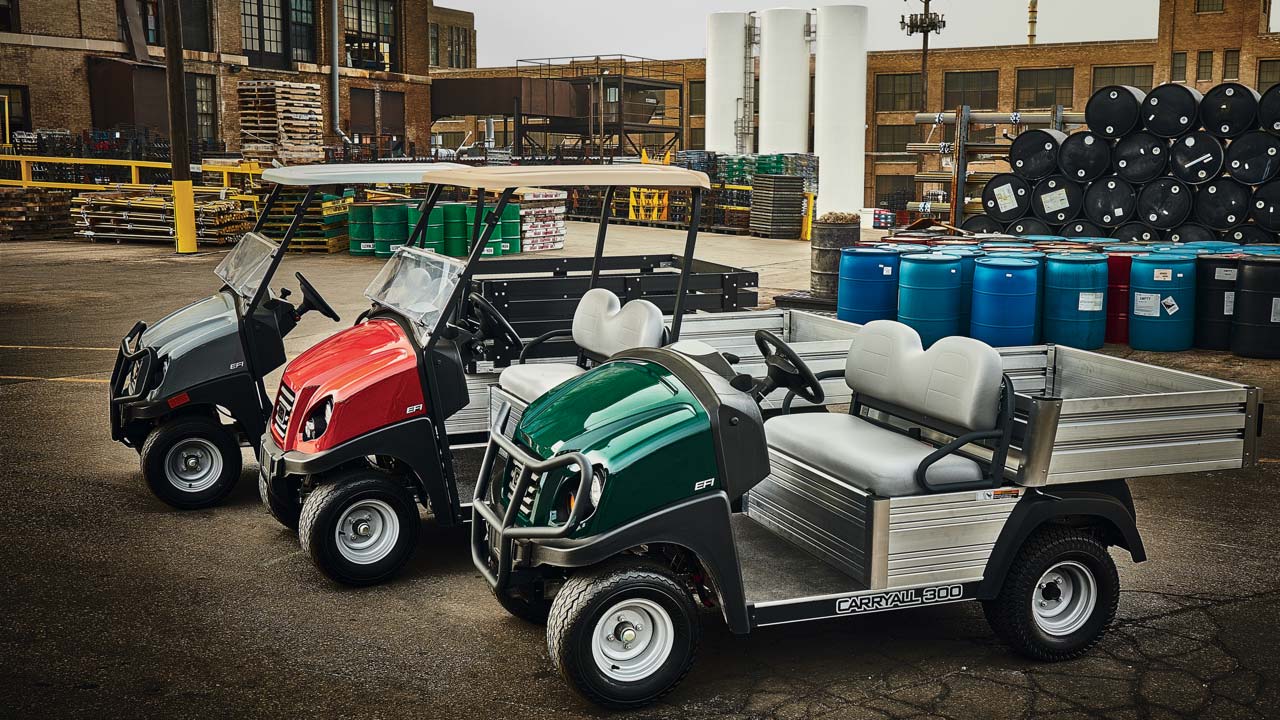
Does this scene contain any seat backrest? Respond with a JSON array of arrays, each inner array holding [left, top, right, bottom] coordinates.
[[571, 288, 665, 358], [844, 320, 1004, 431]]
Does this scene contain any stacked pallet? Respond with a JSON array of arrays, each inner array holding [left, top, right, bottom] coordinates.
[[238, 80, 325, 164], [72, 191, 252, 245], [517, 188, 567, 252], [262, 190, 351, 253], [749, 175, 805, 239], [0, 188, 73, 241]]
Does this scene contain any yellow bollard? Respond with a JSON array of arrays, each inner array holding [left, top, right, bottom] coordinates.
[[172, 179, 198, 254]]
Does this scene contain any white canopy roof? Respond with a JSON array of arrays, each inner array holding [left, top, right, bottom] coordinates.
[[416, 164, 712, 189], [261, 162, 469, 186]]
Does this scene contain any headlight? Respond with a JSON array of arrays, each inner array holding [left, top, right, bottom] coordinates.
[[589, 469, 605, 506], [301, 397, 333, 441]]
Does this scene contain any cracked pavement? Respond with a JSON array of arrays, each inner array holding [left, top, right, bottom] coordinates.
[[1, 240, 1277, 719]]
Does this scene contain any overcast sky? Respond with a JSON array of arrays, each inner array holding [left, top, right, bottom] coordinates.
[[443, 0, 1160, 67]]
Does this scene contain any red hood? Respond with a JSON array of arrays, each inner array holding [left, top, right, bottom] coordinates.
[[274, 318, 426, 452]]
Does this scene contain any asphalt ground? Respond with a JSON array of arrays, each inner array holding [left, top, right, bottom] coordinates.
[[2, 237, 1278, 719]]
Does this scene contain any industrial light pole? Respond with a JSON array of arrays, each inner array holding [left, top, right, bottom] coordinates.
[[901, 0, 946, 113], [162, 0, 197, 254]]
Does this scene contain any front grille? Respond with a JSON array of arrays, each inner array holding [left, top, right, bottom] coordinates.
[[506, 460, 538, 517], [273, 384, 296, 439]]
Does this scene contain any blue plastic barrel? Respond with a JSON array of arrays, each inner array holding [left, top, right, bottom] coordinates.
[[897, 253, 962, 347], [1155, 246, 1213, 255], [1020, 235, 1068, 243], [1043, 253, 1109, 349], [876, 243, 928, 254], [837, 248, 900, 325], [987, 250, 1046, 341], [1243, 246, 1280, 255], [971, 258, 1040, 346], [936, 248, 985, 333], [1129, 253, 1197, 351], [1183, 241, 1242, 253]]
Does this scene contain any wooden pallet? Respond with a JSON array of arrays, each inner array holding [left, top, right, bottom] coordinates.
[[286, 236, 348, 254]]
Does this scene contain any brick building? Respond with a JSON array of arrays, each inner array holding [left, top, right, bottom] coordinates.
[[433, 0, 1280, 207], [0, 0, 475, 153]]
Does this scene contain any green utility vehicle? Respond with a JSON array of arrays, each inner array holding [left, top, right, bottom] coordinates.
[[472, 319, 1262, 709]]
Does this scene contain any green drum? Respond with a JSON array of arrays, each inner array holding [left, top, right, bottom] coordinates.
[[373, 222, 407, 241], [502, 203, 520, 221], [349, 238, 376, 256], [349, 219, 374, 241], [372, 202, 409, 224], [374, 239, 406, 257], [427, 224, 445, 243], [348, 203, 375, 225], [500, 219, 520, 240]]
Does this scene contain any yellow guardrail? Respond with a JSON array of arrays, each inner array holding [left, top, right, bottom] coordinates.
[[0, 154, 264, 204]]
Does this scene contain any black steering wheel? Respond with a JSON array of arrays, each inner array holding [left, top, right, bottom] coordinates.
[[294, 272, 340, 322], [755, 329, 824, 405], [464, 292, 524, 357]]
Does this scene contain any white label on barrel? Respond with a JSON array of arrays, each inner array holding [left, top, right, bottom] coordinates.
[[361, 242, 375, 250], [1114, 207, 1125, 217], [1215, 267, 1238, 281], [1041, 188, 1070, 213], [882, 266, 893, 276], [1078, 292, 1104, 312], [1162, 296, 1180, 315], [1134, 292, 1161, 317], [994, 184, 1018, 213], [1153, 268, 1173, 281], [1272, 297, 1280, 323], [1224, 291, 1235, 315]]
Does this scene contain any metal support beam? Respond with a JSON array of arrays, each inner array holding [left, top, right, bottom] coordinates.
[[161, 0, 196, 254]]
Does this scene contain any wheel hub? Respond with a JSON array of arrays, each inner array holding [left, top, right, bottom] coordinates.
[[1032, 560, 1098, 637], [163, 438, 223, 493], [591, 600, 675, 682], [334, 498, 400, 565]]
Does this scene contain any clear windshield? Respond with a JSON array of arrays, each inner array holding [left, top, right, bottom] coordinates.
[[364, 246, 466, 339], [215, 232, 278, 299]]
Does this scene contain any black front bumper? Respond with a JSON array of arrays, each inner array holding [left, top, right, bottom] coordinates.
[[109, 321, 161, 446]]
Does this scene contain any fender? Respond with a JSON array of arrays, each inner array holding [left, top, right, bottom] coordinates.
[[977, 480, 1146, 599], [528, 492, 751, 634], [117, 373, 264, 449], [260, 417, 459, 526]]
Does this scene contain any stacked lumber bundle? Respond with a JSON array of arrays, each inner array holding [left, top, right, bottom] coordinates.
[[0, 188, 73, 241], [516, 188, 567, 252], [238, 80, 325, 164], [262, 190, 351, 254], [72, 191, 253, 245], [749, 175, 805, 239]]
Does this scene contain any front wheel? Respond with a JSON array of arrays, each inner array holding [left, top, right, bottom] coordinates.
[[298, 472, 420, 586], [258, 472, 302, 531], [547, 560, 699, 710], [982, 526, 1120, 661], [140, 416, 242, 510]]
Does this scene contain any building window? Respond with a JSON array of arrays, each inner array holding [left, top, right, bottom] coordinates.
[[1259, 60, 1280, 91], [687, 127, 705, 150], [0, 85, 30, 135], [875, 125, 915, 153], [1195, 0, 1224, 11], [1092, 65, 1154, 93], [1223, 49, 1240, 80], [183, 0, 212, 52], [0, 0, 18, 33], [1171, 52, 1187, 82], [1197, 51, 1214, 82], [344, 0, 397, 72], [382, 90, 405, 135], [448, 25, 470, 68], [943, 71, 998, 110], [688, 81, 706, 116], [291, 0, 315, 63], [350, 87, 375, 135], [436, 132, 466, 149], [462, 28, 470, 68], [186, 73, 218, 143], [242, 0, 288, 69], [429, 23, 439, 66], [1015, 68, 1074, 108], [875, 73, 922, 112], [875, 175, 915, 209]]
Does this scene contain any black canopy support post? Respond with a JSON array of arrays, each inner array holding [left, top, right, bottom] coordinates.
[[588, 185, 617, 289], [248, 185, 318, 317], [471, 190, 486, 250], [427, 187, 515, 351], [669, 186, 703, 341], [253, 184, 283, 233], [408, 183, 444, 248]]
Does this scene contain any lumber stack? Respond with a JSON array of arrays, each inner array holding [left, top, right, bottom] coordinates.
[[262, 189, 352, 253], [72, 191, 253, 245], [238, 80, 325, 164], [0, 188, 73, 241], [516, 188, 567, 252]]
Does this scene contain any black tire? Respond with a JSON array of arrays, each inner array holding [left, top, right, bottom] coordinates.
[[258, 471, 302, 531], [982, 525, 1120, 661], [298, 471, 420, 586], [493, 585, 552, 625], [140, 415, 242, 510], [547, 559, 699, 710]]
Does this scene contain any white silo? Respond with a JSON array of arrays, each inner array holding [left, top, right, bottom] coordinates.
[[757, 7, 810, 155], [705, 11, 749, 154], [814, 5, 868, 214]]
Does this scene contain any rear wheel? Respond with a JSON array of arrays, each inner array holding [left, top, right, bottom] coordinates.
[[983, 526, 1120, 661], [298, 472, 420, 586], [547, 560, 699, 710], [140, 416, 241, 510], [258, 472, 302, 531]]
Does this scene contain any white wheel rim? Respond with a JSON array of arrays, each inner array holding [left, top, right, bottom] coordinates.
[[1032, 560, 1097, 637], [591, 598, 676, 683], [164, 438, 223, 493], [335, 499, 400, 565]]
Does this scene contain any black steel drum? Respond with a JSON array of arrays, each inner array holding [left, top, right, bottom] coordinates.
[[1083, 176, 1137, 228], [1060, 219, 1105, 238], [1166, 222, 1218, 244], [1137, 177, 1193, 229], [1225, 224, 1274, 244], [1194, 178, 1252, 230], [980, 173, 1034, 222], [1111, 222, 1161, 243], [1141, 83, 1204, 138], [1224, 130, 1280, 185], [959, 214, 1005, 234], [1194, 254, 1239, 351], [1248, 180, 1280, 231], [1231, 256, 1280, 358], [1200, 82, 1262, 139], [1057, 131, 1113, 182], [1032, 175, 1083, 224], [1006, 217, 1053, 236], [1086, 85, 1146, 139], [1114, 132, 1170, 184], [1259, 82, 1280, 134], [1009, 128, 1068, 180], [1169, 131, 1225, 184]]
